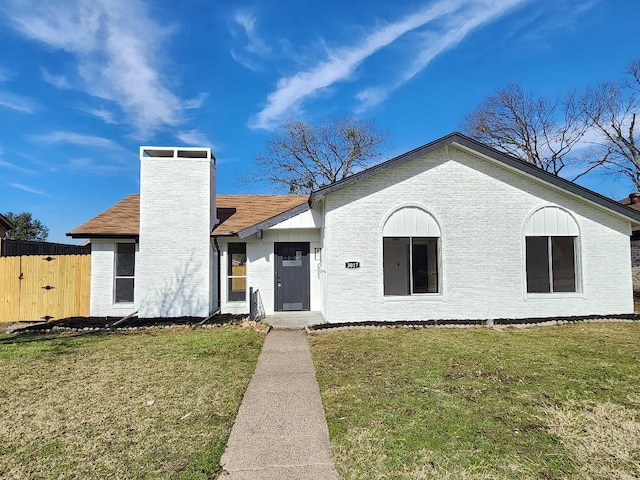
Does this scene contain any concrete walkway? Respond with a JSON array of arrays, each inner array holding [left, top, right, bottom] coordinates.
[[218, 329, 339, 479]]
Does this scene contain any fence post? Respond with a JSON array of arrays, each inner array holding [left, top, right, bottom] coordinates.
[[249, 286, 254, 320]]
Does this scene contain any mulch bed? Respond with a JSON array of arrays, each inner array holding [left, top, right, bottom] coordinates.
[[12, 314, 249, 333]]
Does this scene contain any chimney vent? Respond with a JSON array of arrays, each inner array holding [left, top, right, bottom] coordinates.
[[630, 193, 640, 205]]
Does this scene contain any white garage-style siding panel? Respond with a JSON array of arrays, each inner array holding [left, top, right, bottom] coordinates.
[[321, 145, 633, 323]]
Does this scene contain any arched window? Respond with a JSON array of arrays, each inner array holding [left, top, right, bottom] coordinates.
[[382, 207, 440, 295], [524, 206, 579, 293]]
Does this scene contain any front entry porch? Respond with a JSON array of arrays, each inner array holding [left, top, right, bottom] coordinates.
[[265, 311, 325, 329]]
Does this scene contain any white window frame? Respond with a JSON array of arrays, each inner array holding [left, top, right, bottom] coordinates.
[[525, 235, 579, 294], [382, 236, 440, 296], [227, 243, 247, 302], [523, 206, 582, 297], [114, 242, 135, 304]]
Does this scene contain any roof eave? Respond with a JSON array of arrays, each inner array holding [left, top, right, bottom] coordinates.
[[0, 213, 15, 230], [234, 201, 311, 239], [66, 232, 140, 239], [310, 133, 459, 204]]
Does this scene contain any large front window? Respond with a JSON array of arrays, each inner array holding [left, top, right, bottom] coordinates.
[[526, 236, 576, 293], [383, 237, 439, 295], [228, 243, 247, 301], [115, 243, 135, 303]]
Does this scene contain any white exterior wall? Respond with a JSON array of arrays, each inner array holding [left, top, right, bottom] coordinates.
[[322, 145, 633, 323], [89, 239, 138, 317], [136, 149, 215, 318], [218, 229, 322, 315]]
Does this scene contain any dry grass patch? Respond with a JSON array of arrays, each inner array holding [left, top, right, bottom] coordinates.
[[310, 323, 640, 479], [0, 327, 263, 479], [542, 400, 640, 479]]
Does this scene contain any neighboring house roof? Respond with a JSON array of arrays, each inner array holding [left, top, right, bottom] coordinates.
[[0, 212, 15, 231], [620, 194, 640, 234], [67, 194, 308, 238], [309, 132, 640, 225]]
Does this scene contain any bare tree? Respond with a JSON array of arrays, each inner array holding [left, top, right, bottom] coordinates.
[[463, 83, 591, 179], [246, 117, 388, 194], [580, 59, 640, 190]]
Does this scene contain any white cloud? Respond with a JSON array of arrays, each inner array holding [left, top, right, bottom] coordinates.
[[65, 157, 125, 175], [0, 91, 38, 113], [82, 107, 118, 125], [40, 67, 71, 89], [2, 0, 202, 136], [250, 0, 527, 130], [184, 93, 209, 110], [229, 9, 270, 71], [30, 131, 123, 150], [0, 159, 38, 174], [176, 129, 213, 147], [357, 0, 526, 110], [10, 183, 49, 196]]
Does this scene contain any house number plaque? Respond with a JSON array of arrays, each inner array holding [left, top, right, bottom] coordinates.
[[345, 262, 360, 269]]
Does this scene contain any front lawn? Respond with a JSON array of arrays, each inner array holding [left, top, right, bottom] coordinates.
[[0, 327, 263, 479], [310, 323, 640, 480]]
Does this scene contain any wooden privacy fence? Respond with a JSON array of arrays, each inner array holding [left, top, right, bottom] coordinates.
[[0, 254, 90, 322]]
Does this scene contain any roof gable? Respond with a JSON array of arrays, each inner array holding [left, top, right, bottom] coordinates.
[[214, 195, 308, 236], [310, 132, 640, 225]]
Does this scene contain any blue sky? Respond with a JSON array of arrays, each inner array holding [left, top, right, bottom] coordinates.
[[0, 0, 638, 243]]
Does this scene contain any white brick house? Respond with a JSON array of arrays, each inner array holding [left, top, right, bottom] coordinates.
[[69, 133, 640, 322]]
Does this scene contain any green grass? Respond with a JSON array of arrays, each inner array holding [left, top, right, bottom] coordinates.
[[0, 327, 264, 479], [309, 323, 640, 480]]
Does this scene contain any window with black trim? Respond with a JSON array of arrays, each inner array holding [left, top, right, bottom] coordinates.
[[115, 243, 135, 303], [228, 243, 247, 301], [383, 237, 439, 295], [526, 236, 576, 293]]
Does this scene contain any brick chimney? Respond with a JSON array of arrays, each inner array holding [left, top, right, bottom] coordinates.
[[136, 147, 216, 318]]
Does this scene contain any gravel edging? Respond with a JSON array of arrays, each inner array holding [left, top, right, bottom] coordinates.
[[306, 314, 640, 333]]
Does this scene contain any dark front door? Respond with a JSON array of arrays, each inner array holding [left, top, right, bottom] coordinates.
[[275, 242, 310, 311]]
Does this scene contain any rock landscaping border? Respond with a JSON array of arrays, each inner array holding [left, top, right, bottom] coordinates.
[[306, 313, 640, 332]]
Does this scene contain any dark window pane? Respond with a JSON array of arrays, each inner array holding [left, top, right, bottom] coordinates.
[[116, 243, 135, 276], [412, 238, 438, 294], [412, 239, 428, 293], [115, 278, 134, 303], [228, 277, 246, 301], [383, 237, 410, 295], [552, 237, 576, 292], [526, 237, 550, 293]]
